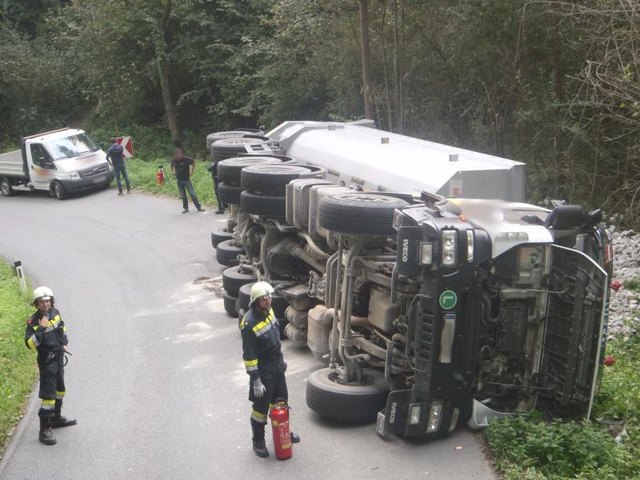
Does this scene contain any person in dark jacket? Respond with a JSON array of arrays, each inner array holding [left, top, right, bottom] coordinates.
[[106, 137, 131, 195], [240, 282, 300, 457], [171, 147, 205, 214], [207, 161, 225, 214], [25, 286, 76, 445]]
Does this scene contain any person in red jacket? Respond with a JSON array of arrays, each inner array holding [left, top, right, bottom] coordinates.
[[25, 286, 76, 445]]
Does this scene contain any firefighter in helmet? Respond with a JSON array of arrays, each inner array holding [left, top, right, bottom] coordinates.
[[240, 282, 300, 457], [25, 286, 76, 445]]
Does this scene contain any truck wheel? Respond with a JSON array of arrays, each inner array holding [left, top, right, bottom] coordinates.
[[217, 156, 281, 185], [241, 165, 313, 196], [211, 137, 272, 163], [211, 227, 233, 249], [52, 181, 67, 200], [319, 193, 409, 236], [216, 240, 243, 267], [306, 368, 389, 422], [223, 291, 239, 317], [206, 131, 254, 152], [240, 191, 286, 218], [218, 182, 243, 205], [0, 178, 14, 197], [238, 282, 254, 312], [222, 266, 257, 297]]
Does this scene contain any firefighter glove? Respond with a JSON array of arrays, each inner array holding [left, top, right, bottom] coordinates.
[[253, 378, 266, 398]]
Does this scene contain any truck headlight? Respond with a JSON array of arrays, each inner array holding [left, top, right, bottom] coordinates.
[[467, 230, 474, 262], [420, 242, 433, 265], [427, 401, 444, 433], [408, 404, 422, 425], [441, 230, 457, 266], [69, 171, 80, 179]]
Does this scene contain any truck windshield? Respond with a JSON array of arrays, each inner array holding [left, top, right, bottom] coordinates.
[[44, 134, 99, 160]]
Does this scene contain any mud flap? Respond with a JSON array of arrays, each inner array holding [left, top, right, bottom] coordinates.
[[538, 245, 608, 419], [376, 390, 411, 436]]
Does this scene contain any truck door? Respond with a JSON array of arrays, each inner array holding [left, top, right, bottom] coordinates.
[[28, 143, 56, 190], [537, 244, 608, 419]]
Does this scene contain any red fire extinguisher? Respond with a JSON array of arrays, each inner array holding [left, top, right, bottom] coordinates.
[[156, 165, 164, 186], [270, 399, 292, 460]]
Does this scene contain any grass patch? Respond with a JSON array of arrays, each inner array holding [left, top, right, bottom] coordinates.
[[486, 336, 640, 479], [623, 277, 640, 292], [123, 157, 218, 208], [0, 261, 36, 454]]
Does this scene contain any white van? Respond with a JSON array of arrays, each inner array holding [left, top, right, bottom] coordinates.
[[0, 128, 114, 199]]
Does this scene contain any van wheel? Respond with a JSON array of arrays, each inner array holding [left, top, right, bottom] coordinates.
[[52, 181, 67, 200], [0, 178, 14, 197], [306, 368, 389, 422]]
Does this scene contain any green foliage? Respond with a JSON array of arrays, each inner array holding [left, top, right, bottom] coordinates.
[[124, 155, 218, 209], [486, 336, 640, 479], [0, 261, 36, 454], [623, 278, 640, 293]]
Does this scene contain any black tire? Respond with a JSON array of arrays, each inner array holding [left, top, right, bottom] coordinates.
[[211, 227, 233, 249], [206, 131, 253, 152], [217, 156, 282, 185], [216, 239, 244, 267], [319, 193, 409, 236], [52, 181, 67, 200], [223, 292, 238, 317], [306, 368, 389, 422], [241, 165, 312, 196], [0, 178, 14, 197], [211, 137, 272, 163], [222, 266, 257, 297], [218, 182, 243, 205], [240, 191, 286, 218], [238, 282, 254, 312]]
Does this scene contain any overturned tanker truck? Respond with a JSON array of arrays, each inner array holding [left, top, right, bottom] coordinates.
[[208, 121, 613, 438]]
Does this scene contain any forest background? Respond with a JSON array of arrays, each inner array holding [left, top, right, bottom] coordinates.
[[1, 0, 639, 226]]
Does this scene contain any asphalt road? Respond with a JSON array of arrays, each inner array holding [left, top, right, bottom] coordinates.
[[0, 188, 496, 480]]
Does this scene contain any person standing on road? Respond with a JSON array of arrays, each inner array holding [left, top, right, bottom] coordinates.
[[106, 137, 131, 195], [25, 286, 76, 445], [207, 160, 225, 214], [240, 282, 300, 458], [171, 147, 205, 214]]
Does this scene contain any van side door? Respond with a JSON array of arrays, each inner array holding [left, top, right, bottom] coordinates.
[[28, 143, 56, 190]]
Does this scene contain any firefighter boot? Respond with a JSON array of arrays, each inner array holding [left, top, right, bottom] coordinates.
[[51, 399, 77, 428], [251, 419, 269, 458], [39, 416, 57, 445]]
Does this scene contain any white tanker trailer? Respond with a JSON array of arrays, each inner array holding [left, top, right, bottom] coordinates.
[[208, 121, 613, 438]]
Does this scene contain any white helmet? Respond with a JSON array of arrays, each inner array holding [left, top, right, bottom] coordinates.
[[249, 282, 274, 306], [32, 286, 54, 305]]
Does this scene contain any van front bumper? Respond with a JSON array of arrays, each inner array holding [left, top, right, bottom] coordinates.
[[59, 171, 113, 193]]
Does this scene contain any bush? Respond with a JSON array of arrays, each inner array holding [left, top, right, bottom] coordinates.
[[486, 336, 640, 479]]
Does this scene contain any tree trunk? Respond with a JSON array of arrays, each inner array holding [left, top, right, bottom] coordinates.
[[158, 0, 179, 143], [160, 60, 179, 143], [358, 0, 374, 120]]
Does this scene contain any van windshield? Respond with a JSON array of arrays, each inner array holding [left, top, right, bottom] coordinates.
[[44, 134, 99, 160]]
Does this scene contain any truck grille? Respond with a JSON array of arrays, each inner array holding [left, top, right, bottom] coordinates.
[[79, 164, 108, 178], [539, 247, 606, 416]]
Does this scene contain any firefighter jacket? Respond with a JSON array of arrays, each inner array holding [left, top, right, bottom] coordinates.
[[240, 306, 281, 380], [25, 308, 68, 355]]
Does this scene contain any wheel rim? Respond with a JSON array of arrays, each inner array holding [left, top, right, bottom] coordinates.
[[54, 184, 61, 198], [1, 181, 8, 195]]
